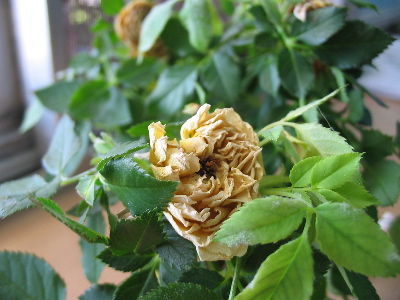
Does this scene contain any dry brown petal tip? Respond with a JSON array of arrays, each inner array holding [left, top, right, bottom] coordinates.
[[149, 104, 264, 261]]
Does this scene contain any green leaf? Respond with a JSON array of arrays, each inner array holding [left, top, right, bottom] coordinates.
[[139, 0, 178, 53], [282, 86, 344, 122], [178, 268, 223, 290], [278, 48, 314, 99], [98, 141, 147, 170], [79, 284, 116, 300], [94, 87, 132, 127], [215, 196, 308, 246], [348, 88, 364, 122], [346, 0, 377, 10], [293, 123, 353, 157], [364, 160, 400, 206], [236, 235, 314, 300], [80, 212, 106, 283], [293, 7, 347, 46], [258, 175, 290, 191], [19, 97, 45, 133], [77, 175, 98, 206], [35, 81, 81, 113], [147, 65, 197, 117], [332, 181, 379, 208], [311, 153, 361, 189], [156, 221, 197, 270], [140, 283, 222, 300], [389, 216, 400, 253], [0, 175, 60, 218], [0, 251, 66, 300], [100, 158, 177, 216], [259, 125, 283, 141], [290, 156, 323, 187], [117, 58, 163, 87], [109, 210, 165, 255], [259, 55, 280, 96], [261, 0, 281, 25], [316, 20, 395, 69], [127, 120, 154, 138], [361, 129, 394, 162], [341, 268, 380, 300], [159, 261, 184, 285], [42, 115, 90, 177], [316, 202, 400, 277], [202, 51, 240, 104], [100, 0, 124, 15], [97, 248, 153, 273], [180, 0, 213, 52], [114, 268, 159, 300], [36, 197, 109, 244], [69, 52, 98, 73], [69, 80, 109, 120]]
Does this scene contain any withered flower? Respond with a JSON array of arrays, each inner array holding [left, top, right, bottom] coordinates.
[[293, 0, 334, 21], [149, 104, 264, 261], [114, 0, 166, 57]]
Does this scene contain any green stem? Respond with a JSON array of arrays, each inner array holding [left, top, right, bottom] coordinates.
[[228, 257, 243, 300], [60, 168, 97, 186]]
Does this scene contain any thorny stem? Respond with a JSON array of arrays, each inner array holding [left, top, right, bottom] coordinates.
[[60, 168, 97, 186], [228, 256, 243, 300]]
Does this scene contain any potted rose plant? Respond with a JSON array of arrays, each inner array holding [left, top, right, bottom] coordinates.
[[1, 0, 400, 299]]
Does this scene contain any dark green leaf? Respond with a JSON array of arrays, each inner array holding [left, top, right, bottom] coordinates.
[[0, 251, 65, 300], [94, 87, 132, 127], [178, 268, 223, 290], [261, 0, 281, 25], [161, 17, 197, 57], [100, 0, 124, 15], [258, 175, 290, 191], [389, 216, 400, 253], [79, 284, 116, 300], [348, 88, 364, 122], [69, 80, 109, 120], [97, 248, 153, 272], [19, 97, 45, 133], [117, 58, 163, 87], [259, 55, 280, 96], [159, 261, 184, 286], [180, 0, 213, 52], [147, 65, 197, 117], [290, 156, 323, 187], [0, 175, 59, 218], [344, 268, 379, 300], [202, 51, 240, 104], [36, 197, 109, 244], [236, 235, 314, 300], [35, 81, 81, 113], [114, 269, 158, 300], [215, 196, 309, 246], [100, 158, 177, 216], [346, 0, 377, 10], [140, 283, 222, 300], [294, 123, 354, 157], [127, 120, 155, 138], [311, 153, 361, 189], [361, 129, 394, 162], [242, 243, 284, 274], [98, 141, 147, 170], [156, 221, 197, 270], [293, 7, 347, 46], [139, 0, 178, 53], [109, 210, 164, 255], [316, 20, 395, 69], [278, 48, 314, 99], [364, 160, 400, 206], [312, 249, 331, 287], [80, 212, 106, 283], [316, 202, 400, 276]]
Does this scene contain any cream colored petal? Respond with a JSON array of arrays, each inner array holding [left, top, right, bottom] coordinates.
[[166, 148, 201, 177], [180, 104, 211, 139], [180, 137, 208, 156], [197, 241, 248, 261], [150, 165, 179, 181]]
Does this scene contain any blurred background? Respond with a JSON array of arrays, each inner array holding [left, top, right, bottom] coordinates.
[[0, 0, 399, 299]]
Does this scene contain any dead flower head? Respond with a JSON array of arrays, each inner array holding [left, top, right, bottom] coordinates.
[[149, 104, 264, 261], [114, 0, 166, 57], [293, 0, 334, 21]]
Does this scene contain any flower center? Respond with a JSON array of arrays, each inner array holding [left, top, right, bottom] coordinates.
[[197, 157, 221, 178]]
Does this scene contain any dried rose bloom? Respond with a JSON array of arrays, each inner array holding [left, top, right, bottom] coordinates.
[[114, 0, 166, 57], [293, 0, 334, 21], [149, 104, 264, 261]]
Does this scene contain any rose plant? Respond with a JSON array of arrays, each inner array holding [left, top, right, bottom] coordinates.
[[1, 0, 400, 299]]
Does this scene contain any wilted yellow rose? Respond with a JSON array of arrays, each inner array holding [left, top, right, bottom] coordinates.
[[293, 0, 334, 21], [149, 104, 264, 261], [114, 0, 166, 57]]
